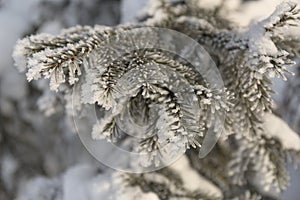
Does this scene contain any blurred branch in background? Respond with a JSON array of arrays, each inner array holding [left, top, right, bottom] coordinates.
[[0, 0, 121, 199]]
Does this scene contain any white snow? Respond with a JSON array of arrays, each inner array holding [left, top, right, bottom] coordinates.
[[263, 113, 300, 151], [18, 159, 221, 200], [170, 156, 223, 198], [242, 2, 298, 56], [62, 165, 161, 200], [229, 0, 296, 26]]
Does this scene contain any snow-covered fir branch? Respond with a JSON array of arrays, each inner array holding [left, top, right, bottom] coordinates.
[[7, 0, 300, 200]]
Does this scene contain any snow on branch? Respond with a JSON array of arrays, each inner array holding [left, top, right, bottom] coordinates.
[[263, 2, 300, 33], [13, 25, 112, 91]]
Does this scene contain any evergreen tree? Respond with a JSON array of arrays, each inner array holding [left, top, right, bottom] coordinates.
[[1, 0, 300, 199]]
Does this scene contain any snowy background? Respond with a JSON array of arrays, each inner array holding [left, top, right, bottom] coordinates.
[[0, 0, 299, 199]]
